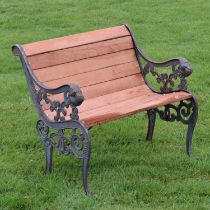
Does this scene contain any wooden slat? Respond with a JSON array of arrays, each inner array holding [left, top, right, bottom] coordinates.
[[23, 25, 130, 56], [81, 74, 144, 99], [28, 36, 133, 70], [79, 91, 192, 126], [34, 49, 137, 84], [44, 91, 192, 126], [41, 84, 149, 111], [78, 85, 151, 113], [40, 74, 144, 111], [45, 61, 140, 88]]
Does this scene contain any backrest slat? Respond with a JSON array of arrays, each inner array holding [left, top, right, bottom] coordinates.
[[22, 25, 145, 105], [33, 49, 137, 84], [44, 61, 141, 89], [23, 25, 130, 56], [40, 74, 144, 111], [28, 36, 133, 70]]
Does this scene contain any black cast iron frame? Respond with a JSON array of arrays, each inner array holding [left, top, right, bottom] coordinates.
[[12, 24, 198, 195], [125, 24, 198, 156]]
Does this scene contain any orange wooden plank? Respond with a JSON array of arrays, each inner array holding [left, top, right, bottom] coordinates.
[[40, 73, 144, 111], [45, 61, 141, 88], [79, 91, 192, 126], [34, 49, 137, 84], [78, 85, 151, 113], [41, 84, 149, 112], [23, 25, 130, 56], [44, 91, 192, 127], [81, 74, 144, 99], [28, 36, 133, 70]]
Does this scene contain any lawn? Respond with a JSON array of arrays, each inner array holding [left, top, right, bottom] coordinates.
[[1, 0, 210, 209]]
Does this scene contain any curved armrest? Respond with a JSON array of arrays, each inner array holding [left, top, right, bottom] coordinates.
[[40, 83, 84, 107], [140, 52, 192, 93], [138, 46, 192, 76], [36, 83, 84, 122], [12, 44, 84, 123], [124, 24, 193, 93], [37, 83, 84, 122], [138, 47, 192, 77]]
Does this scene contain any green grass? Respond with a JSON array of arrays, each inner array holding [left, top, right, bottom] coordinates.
[[1, 0, 210, 209]]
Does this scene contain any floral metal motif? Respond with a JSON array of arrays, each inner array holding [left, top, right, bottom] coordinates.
[[33, 83, 84, 122], [12, 44, 91, 194], [142, 62, 191, 93], [155, 99, 194, 124], [36, 120, 87, 159]]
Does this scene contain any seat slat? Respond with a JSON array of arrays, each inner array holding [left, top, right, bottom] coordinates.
[[41, 84, 149, 111], [44, 91, 192, 127], [44, 61, 140, 88], [79, 85, 151, 113], [23, 25, 130, 56], [79, 91, 192, 126], [81, 74, 144, 99], [28, 36, 133, 70], [40, 74, 144, 111], [34, 49, 137, 84]]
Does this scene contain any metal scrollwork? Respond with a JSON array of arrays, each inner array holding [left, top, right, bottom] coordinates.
[[155, 99, 194, 124], [35, 84, 84, 122], [36, 120, 87, 159], [124, 24, 192, 93], [142, 61, 191, 93]]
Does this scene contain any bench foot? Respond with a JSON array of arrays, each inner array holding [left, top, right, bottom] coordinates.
[[146, 109, 156, 141], [186, 96, 198, 156], [155, 96, 198, 155], [36, 120, 91, 195], [45, 145, 53, 174], [82, 146, 91, 195]]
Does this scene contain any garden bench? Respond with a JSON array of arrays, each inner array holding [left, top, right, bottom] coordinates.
[[12, 24, 198, 195]]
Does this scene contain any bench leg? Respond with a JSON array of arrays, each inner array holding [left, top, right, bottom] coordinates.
[[186, 96, 198, 156], [155, 96, 198, 155], [45, 144, 53, 174], [146, 109, 156, 141], [36, 120, 91, 195], [82, 136, 91, 195]]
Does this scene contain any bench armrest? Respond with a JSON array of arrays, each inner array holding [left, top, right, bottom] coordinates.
[[142, 53, 192, 93], [37, 83, 84, 122], [140, 52, 192, 93], [12, 44, 84, 123], [124, 24, 192, 93]]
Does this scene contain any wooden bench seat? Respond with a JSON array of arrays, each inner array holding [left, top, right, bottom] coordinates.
[[45, 86, 192, 127], [12, 24, 198, 195]]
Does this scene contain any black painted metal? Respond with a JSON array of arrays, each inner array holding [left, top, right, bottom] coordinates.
[[155, 96, 198, 155], [124, 24, 192, 94], [12, 25, 198, 195], [146, 109, 156, 141], [12, 44, 91, 195], [124, 24, 198, 154]]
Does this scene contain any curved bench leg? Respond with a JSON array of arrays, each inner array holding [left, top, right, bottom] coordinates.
[[146, 109, 156, 141], [82, 137, 91, 195], [155, 96, 198, 155], [45, 144, 53, 174], [186, 96, 198, 156], [36, 120, 91, 195]]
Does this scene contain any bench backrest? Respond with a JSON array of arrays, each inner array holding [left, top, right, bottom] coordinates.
[[22, 25, 144, 100]]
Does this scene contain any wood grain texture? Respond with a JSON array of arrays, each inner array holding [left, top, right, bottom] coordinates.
[[81, 74, 144, 99], [22, 25, 192, 128], [44, 91, 192, 127], [23, 25, 130, 56], [34, 49, 137, 84], [40, 74, 145, 111], [28, 36, 133, 70], [44, 61, 141, 89], [41, 84, 147, 111]]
